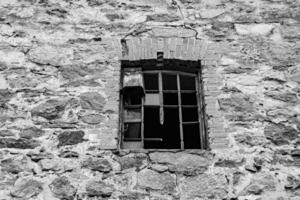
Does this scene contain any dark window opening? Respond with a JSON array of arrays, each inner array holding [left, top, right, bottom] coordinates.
[[121, 69, 207, 150]]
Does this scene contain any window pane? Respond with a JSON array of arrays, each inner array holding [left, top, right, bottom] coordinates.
[[144, 107, 163, 148], [124, 109, 141, 122], [145, 93, 160, 106], [162, 74, 177, 90], [163, 92, 178, 105], [144, 73, 158, 91], [180, 75, 195, 90], [181, 93, 197, 105], [182, 107, 198, 122], [124, 88, 142, 105], [183, 123, 201, 149], [124, 123, 141, 140]]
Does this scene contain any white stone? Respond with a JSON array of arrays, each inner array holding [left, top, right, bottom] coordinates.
[[235, 24, 274, 36]]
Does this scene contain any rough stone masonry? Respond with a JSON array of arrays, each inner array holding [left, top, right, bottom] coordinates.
[[0, 0, 299, 199]]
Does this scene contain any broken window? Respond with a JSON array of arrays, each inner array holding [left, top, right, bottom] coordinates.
[[121, 68, 207, 149]]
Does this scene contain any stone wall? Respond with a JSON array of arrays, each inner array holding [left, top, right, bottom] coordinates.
[[0, 0, 299, 199]]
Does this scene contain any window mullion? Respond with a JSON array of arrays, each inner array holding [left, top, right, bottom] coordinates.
[[196, 74, 204, 149], [141, 96, 144, 148], [177, 74, 184, 150], [159, 72, 164, 125]]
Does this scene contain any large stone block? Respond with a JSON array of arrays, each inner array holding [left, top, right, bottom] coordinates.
[[10, 178, 43, 199], [79, 92, 106, 111], [264, 123, 298, 145], [28, 45, 74, 66], [57, 130, 85, 147], [49, 177, 77, 200], [149, 152, 211, 175], [179, 173, 228, 200], [137, 169, 176, 193], [31, 99, 67, 120], [86, 180, 114, 197], [235, 24, 274, 36], [0, 138, 40, 149]]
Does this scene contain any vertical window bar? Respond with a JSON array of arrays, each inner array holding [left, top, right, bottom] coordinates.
[[159, 72, 164, 125], [195, 74, 204, 149], [198, 71, 207, 149], [177, 74, 184, 149], [141, 96, 145, 148]]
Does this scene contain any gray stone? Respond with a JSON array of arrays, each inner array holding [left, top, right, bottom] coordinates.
[[284, 175, 300, 192], [264, 123, 298, 145], [137, 169, 176, 193], [31, 99, 67, 120], [265, 91, 298, 103], [39, 159, 60, 171], [0, 138, 40, 149], [80, 113, 104, 124], [244, 184, 263, 195], [80, 92, 106, 111], [0, 61, 8, 71], [49, 177, 77, 200], [179, 174, 228, 200], [150, 27, 196, 38], [27, 151, 54, 162], [57, 130, 85, 147], [19, 127, 45, 139], [0, 130, 15, 137], [234, 132, 266, 147], [235, 24, 274, 36], [118, 153, 148, 170], [82, 158, 112, 173], [28, 45, 73, 66], [146, 13, 181, 22], [10, 179, 43, 199], [86, 180, 114, 197], [58, 151, 79, 158], [215, 157, 244, 168], [149, 152, 210, 175], [0, 156, 32, 174], [219, 94, 255, 113], [0, 89, 13, 105]]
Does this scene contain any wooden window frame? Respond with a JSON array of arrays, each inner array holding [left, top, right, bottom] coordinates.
[[120, 68, 208, 150]]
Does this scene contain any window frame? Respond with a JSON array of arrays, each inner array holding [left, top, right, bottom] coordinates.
[[120, 68, 208, 150]]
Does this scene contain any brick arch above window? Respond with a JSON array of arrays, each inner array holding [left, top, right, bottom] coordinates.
[[119, 37, 230, 149]]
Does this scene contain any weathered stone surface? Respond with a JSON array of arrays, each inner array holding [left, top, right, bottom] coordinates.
[[80, 113, 104, 124], [137, 169, 176, 192], [58, 150, 79, 158], [118, 153, 148, 170], [264, 123, 298, 145], [0, 89, 13, 105], [27, 151, 54, 162], [39, 159, 60, 171], [242, 173, 276, 195], [28, 45, 73, 66], [82, 158, 112, 173], [149, 152, 211, 175], [86, 180, 114, 197], [0, 138, 40, 149], [234, 132, 267, 147], [215, 157, 244, 168], [31, 99, 67, 120], [0, 62, 8, 71], [219, 94, 255, 113], [57, 130, 85, 147], [150, 27, 196, 38], [146, 13, 180, 22], [235, 24, 274, 36], [0, 156, 32, 174], [179, 174, 228, 200], [19, 127, 45, 139], [49, 177, 77, 200], [265, 91, 298, 103], [79, 92, 106, 111], [10, 179, 43, 199], [0, 130, 15, 137]]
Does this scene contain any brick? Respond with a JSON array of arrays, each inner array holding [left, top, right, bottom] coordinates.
[[192, 39, 201, 61], [199, 40, 208, 60], [140, 39, 145, 60], [181, 38, 189, 59], [126, 39, 134, 61], [157, 38, 164, 52], [132, 38, 141, 60], [151, 38, 158, 59], [169, 38, 177, 59], [144, 38, 151, 59], [163, 38, 170, 59], [175, 43, 181, 59], [187, 38, 195, 60]]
